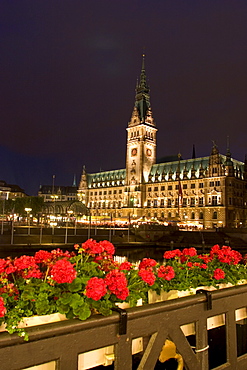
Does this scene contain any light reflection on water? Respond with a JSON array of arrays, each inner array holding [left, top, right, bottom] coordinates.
[[114, 247, 166, 264]]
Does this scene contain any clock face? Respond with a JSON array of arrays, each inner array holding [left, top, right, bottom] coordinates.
[[131, 148, 137, 156], [146, 148, 152, 157]]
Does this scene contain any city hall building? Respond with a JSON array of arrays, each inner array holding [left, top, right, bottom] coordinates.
[[78, 56, 247, 229]]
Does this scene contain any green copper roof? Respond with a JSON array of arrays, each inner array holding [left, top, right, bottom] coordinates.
[[86, 154, 244, 187], [88, 169, 126, 187]]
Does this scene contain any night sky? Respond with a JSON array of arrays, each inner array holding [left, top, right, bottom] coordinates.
[[1, 1, 247, 195]]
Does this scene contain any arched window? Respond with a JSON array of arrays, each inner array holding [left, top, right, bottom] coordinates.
[[213, 211, 217, 219]]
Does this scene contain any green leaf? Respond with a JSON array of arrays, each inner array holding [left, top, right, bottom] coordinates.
[[21, 287, 36, 301], [59, 292, 73, 305], [56, 302, 71, 314], [70, 293, 83, 309], [68, 278, 82, 292], [73, 302, 91, 320]]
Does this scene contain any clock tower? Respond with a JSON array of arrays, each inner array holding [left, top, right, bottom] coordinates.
[[125, 55, 157, 209]]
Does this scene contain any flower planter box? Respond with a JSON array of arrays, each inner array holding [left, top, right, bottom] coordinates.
[[1, 241, 247, 369], [148, 282, 247, 336], [0, 310, 143, 370]]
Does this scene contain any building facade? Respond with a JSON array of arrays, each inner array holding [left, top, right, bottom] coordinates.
[[0, 180, 26, 200], [78, 56, 247, 229], [38, 185, 78, 202]]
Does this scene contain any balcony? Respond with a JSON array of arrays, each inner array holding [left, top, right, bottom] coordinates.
[[1, 284, 247, 369]]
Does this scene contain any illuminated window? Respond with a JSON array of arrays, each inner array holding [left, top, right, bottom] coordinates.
[[190, 198, 195, 207], [199, 197, 204, 206], [183, 198, 187, 207], [212, 196, 217, 205]]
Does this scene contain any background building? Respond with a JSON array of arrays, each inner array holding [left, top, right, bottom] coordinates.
[[78, 56, 247, 229], [0, 180, 26, 200]]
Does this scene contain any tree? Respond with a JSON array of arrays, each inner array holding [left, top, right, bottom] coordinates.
[[0, 197, 44, 218]]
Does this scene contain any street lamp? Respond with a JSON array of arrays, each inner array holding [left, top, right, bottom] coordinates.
[[65, 210, 73, 244], [25, 208, 32, 235]]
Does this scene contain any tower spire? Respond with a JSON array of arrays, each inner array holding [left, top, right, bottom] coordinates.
[[226, 135, 231, 157], [134, 54, 154, 124], [140, 53, 147, 88]]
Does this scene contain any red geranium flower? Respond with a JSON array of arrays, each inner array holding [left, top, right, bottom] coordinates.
[[138, 268, 156, 286], [105, 270, 129, 300], [0, 297, 6, 317], [34, 250, 52, 264], [139, 258, 157, 269], [82, 239, 104, 255], [50, 259, 77, 284], [213, 268, 225, 280], [99, 240, 115, 256], [85, 277, 107, 301], [163, 249, 182, 259], [157, 265, 175, 281], [119, 261, 132, 271]]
